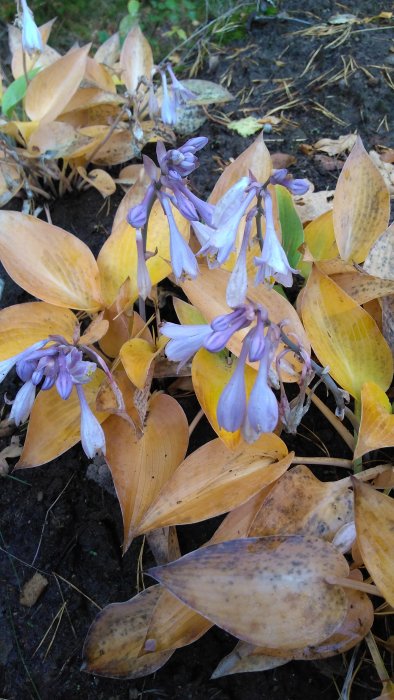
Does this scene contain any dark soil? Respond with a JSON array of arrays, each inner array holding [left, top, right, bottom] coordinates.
[[1, 1, 393, 698]]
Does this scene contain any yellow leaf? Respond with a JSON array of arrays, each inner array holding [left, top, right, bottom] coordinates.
[[136, 435, 291, 531], [353, 479, 394, 607], [119, 25, 153, 94], [120, 338, 159, 390], [150, 536, 349, 649], [0, 303, 77, 361], [354, 382, 394, 459], [25, 45, 90, 123], [77, 167, 116, 197], [27, 121, 92, 159], [300, 266, 393, 398], [0, 212, 103, 311], [304, 210, 338, 261], [103, 393, 189, 553], [333, 136, 390, 263], [192, 348, 257, 448], [17, 370, 107, 468]]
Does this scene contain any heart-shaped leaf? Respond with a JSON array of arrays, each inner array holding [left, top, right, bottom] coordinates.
[[150, 535, 349, 649]]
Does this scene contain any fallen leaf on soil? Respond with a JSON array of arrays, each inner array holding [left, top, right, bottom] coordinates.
[[150, 536, 349, 649], [271, 152, 296, 169], [294, 187, 335, 224], [314, 134, 357, 156], [380, 149, 394, 164], [314, 154, 344, 172], [353, 478, 394, 606], [20, 573, 48, 607], [0, 436, 22, 475], [227, 117, 263, 137]]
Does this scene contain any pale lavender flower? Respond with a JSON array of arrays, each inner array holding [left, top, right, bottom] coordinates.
[[160, 71, 177, 125], [76, 385, 106, 458], [254, 191, 297, 287], [127, 183, 156, 229], [244, 325, 280, 440], [270, 169, 309, 195], [10, 380, 36, 425], [135, 228, 152, 300], [205, 306, 254, 352], [20, 0, 43, 56], [161, 322, 213, 368], [216, 341, 249, 432], [192, 179, 255, 266], [159, 194, 199, 280], [167, 65, 196, 107], [157, 137, 208, 179], [226, 215, 254, 308]]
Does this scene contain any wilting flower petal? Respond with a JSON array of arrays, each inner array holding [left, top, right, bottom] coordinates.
[[161, 322, 212, 368], [254, 191, 297, 287], [20, 0, 43, 56], [167, 65, 196, 107], [135, 228, 152, 300], [160, 71, 177, 125], [217, 341, 249, 432], [76, 384, 106, 458], [226, 216, 253, 308], [245, 326, 280, 439], [10, 380, 36, 425]]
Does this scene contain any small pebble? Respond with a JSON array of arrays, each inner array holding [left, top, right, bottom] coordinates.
[[263, 123, 273, 134], [36, 491, 44, 502]]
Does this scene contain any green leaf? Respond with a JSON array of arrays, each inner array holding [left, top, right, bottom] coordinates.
[[2, 69, 40, 118], [275, 184, 304, 269], [127, 0, 140, 17]]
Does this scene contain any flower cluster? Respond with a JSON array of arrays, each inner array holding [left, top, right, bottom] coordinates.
[[126, 137, 309, 307], [162, 303, 284, 441], [1, 338, 105, 458]]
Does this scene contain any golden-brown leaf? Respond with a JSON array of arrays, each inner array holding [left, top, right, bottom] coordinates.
[[103, 393, 189, 552], [330, 271, 394, 305], [0, 212, 103, 311], [136, 435, 291, 532], [209, 133, 271, 204], [300, 266, 393, 398], [150, 535, 349, 649], [354, 382, 394, 459], [17, 370, 107, 468], [333, 137, 390, 263], [353, 479, 394, 606], [249, 465, 353, 541]]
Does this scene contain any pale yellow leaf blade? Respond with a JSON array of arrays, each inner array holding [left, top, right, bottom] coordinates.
[[0, 302, 77, 360], [300, 266, 393, 398], [25, 45, 90, 123], [119, 25, 153, 94], [333, 136, 390, 263], [136, 435, 291, 532], [354, 382, 394, 459], [0, 212, 103, 311], [353, 479, 394, 607]]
